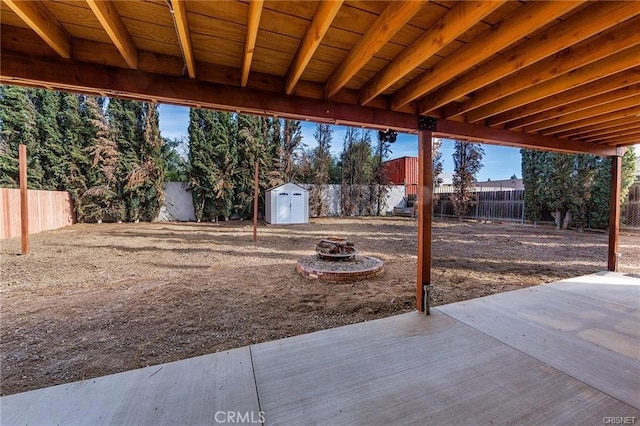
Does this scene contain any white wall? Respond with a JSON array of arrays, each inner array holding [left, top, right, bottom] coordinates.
[[155, 182, 196, 221], [157, 183, 407, 221]]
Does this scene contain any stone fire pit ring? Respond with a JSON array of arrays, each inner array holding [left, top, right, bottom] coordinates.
[[297, 255, 384, 282]]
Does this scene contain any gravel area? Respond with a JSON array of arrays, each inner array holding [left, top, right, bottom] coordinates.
[[298, 254, 382, 272]]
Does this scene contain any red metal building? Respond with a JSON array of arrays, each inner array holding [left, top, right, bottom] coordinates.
[[384, 156, 418, 195]]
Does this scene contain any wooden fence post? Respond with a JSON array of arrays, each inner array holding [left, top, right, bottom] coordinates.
[[19, 144, 29, 255]]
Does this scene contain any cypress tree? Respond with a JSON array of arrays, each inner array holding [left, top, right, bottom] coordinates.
[[521, 149, 547, 225], [451, 140, 484, 219], [31, 89, 65, 190], [82, 96, 121, 222], [188, 108, 236, 221], [58, 92, 91, 214], [309, 124, 333, 216], [542, 153, 574, 229], [0, 85, 39, 188], [235, 113, 264, 218]]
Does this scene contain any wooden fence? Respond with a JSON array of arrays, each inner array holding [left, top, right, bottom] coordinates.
[[433, 188, 527, 222], [1, 188, 74, 239], [623, 183, 640, 229]]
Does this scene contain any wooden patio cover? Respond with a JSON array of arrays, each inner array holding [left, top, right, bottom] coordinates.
[[2, 0, 639, 311]]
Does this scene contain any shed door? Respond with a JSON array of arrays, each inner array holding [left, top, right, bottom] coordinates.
[[276, 192, 291, 223], [291, 192, 305, 223]]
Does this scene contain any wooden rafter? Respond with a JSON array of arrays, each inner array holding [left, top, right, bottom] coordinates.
[[391, 1, 582, 110], [430, 118, 617, 156], [0, 50, 619, 156], [3, 0, 71, 58], [601, 134, 640, 146], [455, 15, 640, 119], [286, 0, 343, 95], [488, 69, 640, 127], [539, 106, 640, 136], [508, 84, 640, 130], [324, 0, 427, 98], [241, 0, 264, 87], [555, 116, 640, 139], [418, 1, 640, 115], [86, 0, 138, 69], [170, 0, 196, 78], [463, 45, 640, 124], [584, 127, 640, 144], [571, 119, 640, 140], [359, 0, 504, 106], [521, 95, 640, 133]]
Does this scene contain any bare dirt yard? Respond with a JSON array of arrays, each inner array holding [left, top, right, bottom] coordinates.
[[1, 217, 639, 395]]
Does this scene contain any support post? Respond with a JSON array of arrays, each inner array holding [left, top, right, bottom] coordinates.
[[253, 161, 259, 243], [417, 130, 433, 313], [19, 144, 29, 255], [607, 154, 622, 271]]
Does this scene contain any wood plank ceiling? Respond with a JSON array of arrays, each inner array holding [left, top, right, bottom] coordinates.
[[1, 0, 639, 156]]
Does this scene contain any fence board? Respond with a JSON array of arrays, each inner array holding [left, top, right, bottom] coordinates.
[[0, 188, 74, 239]]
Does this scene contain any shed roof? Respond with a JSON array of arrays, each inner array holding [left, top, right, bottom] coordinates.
[[1, 1, 638, 155]]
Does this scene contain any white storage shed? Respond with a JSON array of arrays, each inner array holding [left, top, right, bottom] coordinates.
[[265, 182, 309, 224]]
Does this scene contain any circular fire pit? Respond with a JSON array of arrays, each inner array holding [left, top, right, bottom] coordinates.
[[297, 255, 384, 282]]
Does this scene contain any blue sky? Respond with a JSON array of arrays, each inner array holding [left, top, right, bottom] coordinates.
[[158, 103, 523, 181]]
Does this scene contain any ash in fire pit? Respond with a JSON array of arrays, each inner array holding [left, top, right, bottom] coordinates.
[[316, 237, 358, 261]]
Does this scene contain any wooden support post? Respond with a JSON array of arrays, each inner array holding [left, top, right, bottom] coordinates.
[[608, 153, 622, 272], [253, 161, 259, 243], [19, 144, 29, 255], [417, 131, 433, 313]]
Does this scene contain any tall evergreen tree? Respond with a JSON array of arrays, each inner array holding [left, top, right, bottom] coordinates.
[[124, 102, 165, 221], [82, 96, 122, 222], [58, 92, 91, 213], [521, 149, 547, 225], [309, 124, 333, 216], [280, 119, 303, 182], [0, 85, 39, 187], [451, 140, 484, 219], [31, 89, 65, 190], [432, 138, 444, 208], [188, 108, 236, 221], [340, 128, 374, 215], [235, 113, 264, 218], [589, 147, 637, 229], [570, 154, 597, 231], [542, 153, 575, 229]]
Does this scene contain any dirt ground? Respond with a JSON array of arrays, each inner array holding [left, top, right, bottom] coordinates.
[[1, 217, 639, 395]]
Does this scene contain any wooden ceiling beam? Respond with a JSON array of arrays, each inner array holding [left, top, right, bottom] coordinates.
[[599, 134, 640, 145], [1, 49, 619, 156], [286, 0, 343, 95], [520, 94, 640, 133], [488, 68, 640, 127], [241, 0, 264, 87], [324, 0, 427, 98], [584, 127, 640, 144], [169, 0, 196, 78], [3, 0, 72, 58], [86, 0, 138, 69], [569, 119, 640, 140], [431, 118, 616, 156], [540, 106, 640, 136], [463, 45, 640, 123], [0, 50, 418, 133], [390, 1, 580, 110], [418, 1, 640, 115], [455, 15, 640, 119], [554, 116, 640, 139], [359, 0, 504, 106]]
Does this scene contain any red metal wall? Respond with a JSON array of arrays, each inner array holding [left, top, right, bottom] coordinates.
[[384, 157, 418, 194]]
